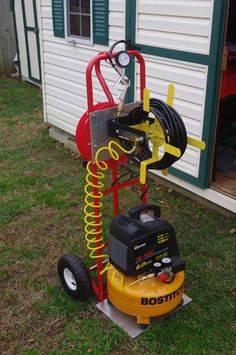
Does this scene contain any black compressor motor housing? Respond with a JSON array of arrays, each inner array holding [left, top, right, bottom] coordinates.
[[108, 204, 185, 276]]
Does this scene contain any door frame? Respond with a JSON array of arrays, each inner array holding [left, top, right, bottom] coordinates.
[[21, 0, 41, 84], [125, 0, 228, 188]]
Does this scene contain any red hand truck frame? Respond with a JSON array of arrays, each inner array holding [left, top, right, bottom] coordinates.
[[76, 49, 148, 302]]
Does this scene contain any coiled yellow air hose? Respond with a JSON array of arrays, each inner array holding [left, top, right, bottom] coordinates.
[[84, 140, 138, 274]]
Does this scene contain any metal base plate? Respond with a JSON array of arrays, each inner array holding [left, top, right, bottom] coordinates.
[[96, 294, 192, 338]]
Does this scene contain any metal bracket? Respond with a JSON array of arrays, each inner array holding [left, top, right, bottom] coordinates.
[[90, 102, 141, 163], [107, 118, 146, 143]]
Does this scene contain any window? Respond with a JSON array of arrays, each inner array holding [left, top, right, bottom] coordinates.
[[52, 0, 109, 45], [67, 0, 91, 40]]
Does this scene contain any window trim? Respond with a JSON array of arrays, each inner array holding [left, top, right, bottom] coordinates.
[[64, 0, 93, 45]]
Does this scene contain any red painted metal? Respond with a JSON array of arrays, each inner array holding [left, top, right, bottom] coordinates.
[[75, 102, 117, 161], [86, 50, 146, 110], [95, 61, 115, 104], [141, 183, 148, 204], [103, 177, 139, 196]]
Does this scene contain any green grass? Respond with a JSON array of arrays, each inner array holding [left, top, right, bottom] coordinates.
[[0, 75, 235, 354]]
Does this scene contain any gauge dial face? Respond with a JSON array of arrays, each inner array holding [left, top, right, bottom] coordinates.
[[116, 51, 131, 67]]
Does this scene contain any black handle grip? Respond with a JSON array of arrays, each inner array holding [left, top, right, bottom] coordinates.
[[128, 204, 161, 220]]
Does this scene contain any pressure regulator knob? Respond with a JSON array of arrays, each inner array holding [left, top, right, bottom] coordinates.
[[153, 262, 162, 274], [161, 257, 172, 268]]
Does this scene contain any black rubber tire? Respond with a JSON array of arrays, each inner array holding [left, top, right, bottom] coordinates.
[[58, 254, 92, 301]]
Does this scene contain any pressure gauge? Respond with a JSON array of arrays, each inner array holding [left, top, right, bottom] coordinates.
[[115, 51, 131, 68]]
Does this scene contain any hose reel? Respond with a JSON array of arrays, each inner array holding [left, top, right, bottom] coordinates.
[[108, 97, 187, 171]]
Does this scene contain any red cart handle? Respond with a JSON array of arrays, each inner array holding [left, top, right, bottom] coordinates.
[[86, 50, 146, 111]]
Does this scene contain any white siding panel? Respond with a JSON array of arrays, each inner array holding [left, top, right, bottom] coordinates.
[[109, 26, 125, 42], [41, 6, 51, 19], [137, 76, 205, 105], [47, 104, 84, 123], [46, 84, 86, 106], [42, 0, 51, 6], [42, 18, 52, 30], [45, 74, 107, 102], [110, 0, 125, 12], [45, 82, 107, 108], [138, 1, 212, 18], [47, 113, 77, 136], [46, 94, 84, 117], [136, 0, 214, 54], [41, 0, 125, 135], [137, 30, 209, 54], [138, 15, 210, 37], [44, 63, 120, 106], [172, 152, 200, 176], [135, 54, 207, 178], [109, 12, 124, 27], [42, 38, 102, 60]]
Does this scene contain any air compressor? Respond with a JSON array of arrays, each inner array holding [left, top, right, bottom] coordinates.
[[58, 40, 205, 330], [107, 203, 186, 326]]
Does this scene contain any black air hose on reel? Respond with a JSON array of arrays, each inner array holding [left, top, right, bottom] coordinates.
[[118, 98, 187, 170]]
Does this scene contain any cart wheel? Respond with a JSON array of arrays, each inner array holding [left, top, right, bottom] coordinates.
[[58, 254, 92, 301]]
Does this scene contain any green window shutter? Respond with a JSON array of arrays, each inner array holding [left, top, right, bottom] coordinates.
[[52, 0, 65, 38], [93, 0, 109, 45]]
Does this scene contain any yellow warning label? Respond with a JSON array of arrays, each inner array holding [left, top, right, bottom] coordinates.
[[155, 251, 168, 261], [157, 233, 169, 244]]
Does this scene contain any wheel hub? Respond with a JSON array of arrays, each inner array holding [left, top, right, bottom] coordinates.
[[63, 268, 77, 290]]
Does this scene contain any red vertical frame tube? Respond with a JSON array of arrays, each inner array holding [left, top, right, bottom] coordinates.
[[141, 183, 147, 204], [95, 61, 114, 104]]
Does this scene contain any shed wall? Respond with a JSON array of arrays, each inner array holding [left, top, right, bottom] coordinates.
[[133, 0, 215, 179], [135, 55, 208, 178], [41, 0, 125, 135], [136, 0, 214, 54], [41, 0, 213, 180]]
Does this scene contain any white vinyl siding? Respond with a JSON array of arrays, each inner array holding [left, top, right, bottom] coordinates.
[[136, 0, 214, 54], [40, 0, 125, 135], [135, 55, 208, 178]]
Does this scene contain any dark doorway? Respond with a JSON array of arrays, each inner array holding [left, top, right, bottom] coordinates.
[[212, 0, 236, 198]]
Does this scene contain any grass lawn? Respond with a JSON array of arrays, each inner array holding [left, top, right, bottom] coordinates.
[[0, 76, 235, 355]]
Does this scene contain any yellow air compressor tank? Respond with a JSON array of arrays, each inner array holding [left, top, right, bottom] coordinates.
[[107, 265, 184, 325]]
